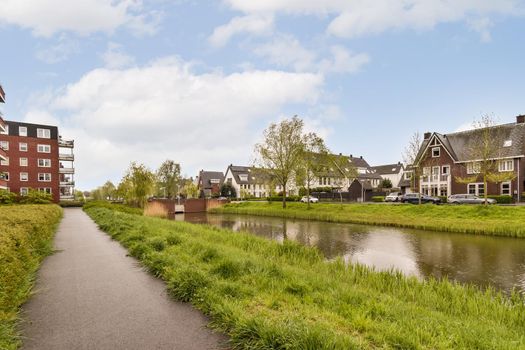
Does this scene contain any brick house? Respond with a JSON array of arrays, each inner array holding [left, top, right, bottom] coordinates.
[[414, 115, 525, 200], [196, 170, 224, 197], [0, 87, 75, 202]]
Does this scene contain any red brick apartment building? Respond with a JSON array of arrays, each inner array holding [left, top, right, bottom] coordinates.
[[0, 85, 75, 202]]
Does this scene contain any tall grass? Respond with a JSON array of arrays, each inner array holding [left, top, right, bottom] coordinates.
[[212, 202, 525, 237], [0, 205, 62, 350], [85, 204, 525, 349]]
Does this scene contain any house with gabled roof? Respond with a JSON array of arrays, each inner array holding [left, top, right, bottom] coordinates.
[[370, 162, 412, 193], [224, 165, 291, 199], [196, 170, 224, 198], [413, 115, 525, 200]]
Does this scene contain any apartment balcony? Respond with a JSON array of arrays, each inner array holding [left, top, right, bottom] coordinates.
[[59, 167, 75, 174], [59, 153, 75, 161], [59, 138, 74, 148], [60, 195, 75, 200], [0, 115, 6, 133], [0, 85, 5, 103], [422, 174, 451, 185], [0, 146, 6, 162], [60, 180, 75, 187]]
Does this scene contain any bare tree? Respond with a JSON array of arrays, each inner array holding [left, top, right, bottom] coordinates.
[[331, 155, 358, 204], [455, 115, 516, 205], [403, 132, 424, 204], [255, 116, 305, 209]]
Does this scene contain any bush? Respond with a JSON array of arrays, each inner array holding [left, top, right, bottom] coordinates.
[[372, 196, 384, 202], [19, 189, 53, 204], [266, 196, 300, 202], [0, 205, 62, 349], [0, 190, 17, 205], [487, 195, 514, 204], [59, 201, 85, 208], [438, 196, 448, 204]]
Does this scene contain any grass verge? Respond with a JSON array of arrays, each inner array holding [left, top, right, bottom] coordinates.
[[0, 205, 63, 350], [85, 204, 525, 349], [212, 202, 525, 237]]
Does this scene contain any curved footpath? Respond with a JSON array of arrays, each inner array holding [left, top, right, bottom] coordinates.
[[20, 208, 227, 350]]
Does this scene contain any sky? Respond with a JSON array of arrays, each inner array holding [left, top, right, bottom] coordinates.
[[0, 0, 524, 190]]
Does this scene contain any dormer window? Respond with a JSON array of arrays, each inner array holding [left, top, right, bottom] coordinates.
[[239, 174, 248, 182], [503, 140, 512, 147], [432, 147, 440, 158]]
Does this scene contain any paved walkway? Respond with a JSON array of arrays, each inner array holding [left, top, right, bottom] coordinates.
[[21, 208, 227, 350]]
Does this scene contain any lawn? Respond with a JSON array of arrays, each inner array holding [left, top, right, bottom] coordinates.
[[211, 202, 525, 237], [0, 205, 62, 350], [85, 204, 525, 349]]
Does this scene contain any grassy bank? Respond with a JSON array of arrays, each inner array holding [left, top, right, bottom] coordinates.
[[212, 202, 525, 237], [85, 204, 525, 349], [0, 205, 62, 350]]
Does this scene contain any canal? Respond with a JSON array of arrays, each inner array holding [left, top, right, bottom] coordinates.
[[174, 212, 525, 294]]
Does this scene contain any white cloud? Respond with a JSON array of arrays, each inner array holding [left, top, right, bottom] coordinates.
[[221, 0, 523, 39], [35, 34, 79, 64], [26, 57, 324, 189], [0, 0, 160, 37], [253, 35, 369, 74], [101, 42, 136, 69], [208, 14, 274, 47]]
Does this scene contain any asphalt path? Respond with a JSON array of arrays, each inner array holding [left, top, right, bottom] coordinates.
[[21, 208, 227, 350]]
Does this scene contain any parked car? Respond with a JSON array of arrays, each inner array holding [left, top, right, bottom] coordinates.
[[385, 192, 402, 202], [401, 193, 441, 204], [301, 196, 319, 203], [447, 194, 497, 205]]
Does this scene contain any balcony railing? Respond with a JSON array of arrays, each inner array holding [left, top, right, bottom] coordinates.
[[0, 147, 6, 161], [58, 138, 74, 148], [60, 181, 75, 187], [60, 195, 75, 200], [59, 167, 75, 174], [59, 153, 75, 161], [422, 174, 450, 183], [0, 115, 6, 133], [0, 85, 5, 103]]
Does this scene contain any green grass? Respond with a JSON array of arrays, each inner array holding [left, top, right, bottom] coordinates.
[[211, 202, 525, 237], [83, 200, 143, 215], [85, 204, 525, 349], [0, 205, 63, 350]]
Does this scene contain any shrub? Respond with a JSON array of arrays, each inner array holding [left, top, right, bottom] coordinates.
[[19, 189, 53, 204], [0, 190, 17, 205], [438, 196, 448, 204], [372, 196, 384, 202], [266, 196, 300, 202], [487, 195, 514, 204], [59, 201, 85, 208], [83, 201, 143, 215]]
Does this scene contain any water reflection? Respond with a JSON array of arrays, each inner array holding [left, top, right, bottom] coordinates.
[[174, 213, 525, 294]]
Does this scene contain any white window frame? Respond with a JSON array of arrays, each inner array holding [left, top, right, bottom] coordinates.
[[498, 160, 514, 172], [38, 173, 52, 182], [19, 142, 28, 152], [432, 147, 441, 158], [468, 183, 485, 196], [0, 156, 8, 166], [467, 162, 481, 174], [20, 187, 29, 196], [20, 172, 29, 182], [19, 157, 28, 167], [0, 125, 7, 135], [501, 182, 511, 196], [39, 187, 52, 194], [38, 159, 51, 167], [19, 126, 27, 137], [37, 144, 51, 153], [37, 128, 51, 139], [0, 141, 8, 151]]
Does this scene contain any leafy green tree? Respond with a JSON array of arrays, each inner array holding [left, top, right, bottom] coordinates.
[[120, 162, 155, 207], [380, 179, 393, 189], [255, 116, 305, 209], [296, 133, 329, 209], [220, 183, 237, 198], [101, 181, 116, 200], [156, 160, 181, 199], [182, 182, 199, 199]]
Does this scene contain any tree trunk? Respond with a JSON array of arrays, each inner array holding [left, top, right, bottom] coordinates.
[[307, 181, 311, 210], [484, 175, 488, 206], [282, 186, 287, 209]]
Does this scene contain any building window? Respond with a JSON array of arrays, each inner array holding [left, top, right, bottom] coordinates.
[[20, 187, 29, 196], [37, 144, 51, 153], [37, 128, 51, 139], [0, 157, 8, 166], [0, 172, 8, 181], [0, 125, 7, 135], [39, 188, 52, 194], [0, 141, 8, 151], [20, 172, 29, 182], [38, 173, 52, 182], [38, 159, 51, 167], [499, 160, 514, 172], [501, 182, 511, 195], [467, 162, 481, 174], [19, 157, 28, 167], [19, 126, 27, 137], [503, 140, 512, 147], [19, 143, 28, 152], [468, 183, 484, 196], [432, 147, 440, 158]]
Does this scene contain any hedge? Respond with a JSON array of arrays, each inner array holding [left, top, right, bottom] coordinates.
[[372, 196, 385, 202], [266, 196, 301, 202], [487, 195, 514, 204]]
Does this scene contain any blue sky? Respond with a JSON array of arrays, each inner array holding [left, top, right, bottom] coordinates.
[[0, 0, 524, 190]]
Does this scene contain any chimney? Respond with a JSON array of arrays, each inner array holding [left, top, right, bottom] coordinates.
[[360, 156, 363, 159], [424, 132, 432, 140], [339, 152, 342, 156], [517, 115, 525, 124], [350, 154, 353, 158]]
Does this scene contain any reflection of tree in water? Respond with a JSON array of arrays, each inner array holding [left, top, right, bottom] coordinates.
[[409, 230, 525, 294]]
